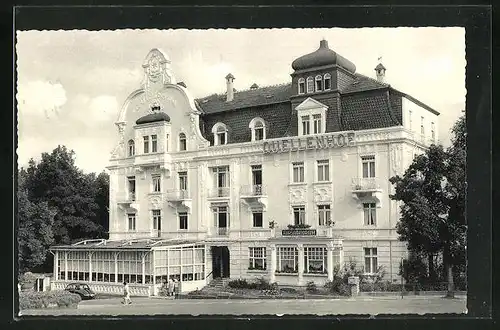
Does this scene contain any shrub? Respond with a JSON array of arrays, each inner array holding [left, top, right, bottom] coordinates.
[[228, 279, 249, 289], [306, 281, 318, 293], [255, 277, 272, 290], [287, 223, 311, 229], [19, 272, 38, 291], [19, 290, 81, 310]]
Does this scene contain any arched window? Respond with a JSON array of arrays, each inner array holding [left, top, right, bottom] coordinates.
[[249, 117, 266, 141], [211, 123, 228, 146], [179, 133, 187, 151], [315, 75, 323, 92], [128, 139, 135, 157], [324, 73, 331, 91], [298, 78, 305, 95], [306, 77, 314, 93]]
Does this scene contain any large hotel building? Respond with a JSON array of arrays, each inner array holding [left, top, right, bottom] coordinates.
[[50, 40, 439, 296]]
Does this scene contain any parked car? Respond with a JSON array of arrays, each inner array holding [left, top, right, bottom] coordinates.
[[64, 282, 96, 300]]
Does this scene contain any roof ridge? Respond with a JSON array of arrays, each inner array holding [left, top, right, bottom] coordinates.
[[197, 82, 291, 100], [354, 73, 390, 87]]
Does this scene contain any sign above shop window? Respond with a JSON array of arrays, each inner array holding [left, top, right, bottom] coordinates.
[[263, 132, 356, 154], [281, 229, 317, 236]]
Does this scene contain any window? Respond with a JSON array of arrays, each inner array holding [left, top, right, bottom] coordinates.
[[301, 115, 310, 135], [408, 110, 413, 130], [216, 126, 227, 145], [179, 212, 188, 230], [431, 122, 435, 140], [250, 118, 266, 141], [362, 156, 376, 178], [277, 247, 298, 273], [315, 75, 323, 92], [364, 248, 378, 274], [143, 136, 149, 153], [304, 247, 327, 274], [127, 214, 136, 231], [127, 176, 136, 201], [363, 203, 377, 226], [128, 140, 135, 157], [166, 134, 170, 152], [292, 162, 305, 183], [421, 116, 425, 135], [249, 247, 266, 270], [313, 114, 322, 134], [152, 210, 161, 230], [179, 171, 188, 191], [179, 133, 187, 151], [317, 160, 329, 182], [298, 78, 305, 94], [324, 73, 331, 91], [306, 77, 314, 93], [212, 166, 229, 196], [252, 212, 263, 228], [151, 135, 158, 152], [213, 205, 229, 230], [152, 175, 161, 192], [293, 206, 306, 225], [318, 205, 331, 226]]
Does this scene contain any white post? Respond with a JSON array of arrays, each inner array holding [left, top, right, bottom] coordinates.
[[297, 244, 304, 286], [54, 251, 59, 281], [204, 245, 209, 282], [88, 252, 93, 282], [114, 252, 119, 283], [142, 253, 146, 284], [270, 244, 277, 283], [327, 246, 334, 281], [152, 249, 156, 295], [64, 252, 68, 281]]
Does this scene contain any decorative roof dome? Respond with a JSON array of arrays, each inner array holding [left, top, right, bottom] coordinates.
[[136, 112, 171, 125], [291, 39, 356, 73], [375, 63, 386, 71]]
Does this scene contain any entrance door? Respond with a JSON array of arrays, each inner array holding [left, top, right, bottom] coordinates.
[[211, 246, 230, 278]]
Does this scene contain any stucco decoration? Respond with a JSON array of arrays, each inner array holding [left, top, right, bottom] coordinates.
[[141, 48, 174, 87], [289, 187, 307, 204], [273, 154, 280, 167], [359, 144, 376, 155], [149, 195, 163, 209], [390, 144, 403, 175], [314, 185, 332, 202], [341, 151, 348, 162]]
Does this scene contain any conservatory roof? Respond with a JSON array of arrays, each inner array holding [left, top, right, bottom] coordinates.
[[50, 238, 202, 251]]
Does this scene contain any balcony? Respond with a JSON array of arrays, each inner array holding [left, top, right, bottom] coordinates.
[[134, 152, 172, 177], [165, 189, 192, 210], [206, 227, 230, 239], [240, 184, 268, 211], [351, 177, 383, 206], [116, 192, 139, 212], [207, 187, 231, 200]]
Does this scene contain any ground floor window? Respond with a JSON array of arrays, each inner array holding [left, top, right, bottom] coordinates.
[[304, 247, 327, 274], [248, 247, 266, 270], [153, 245, 205, 283], [364, 247, 378, 274], [277, 247, 298, 273]]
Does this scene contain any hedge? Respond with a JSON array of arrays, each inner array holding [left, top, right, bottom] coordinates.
[[19, 290, 82, 310]]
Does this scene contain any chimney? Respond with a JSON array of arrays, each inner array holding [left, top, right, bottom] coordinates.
[[375, 63, 386, 83], [225, 73, 235, 102]]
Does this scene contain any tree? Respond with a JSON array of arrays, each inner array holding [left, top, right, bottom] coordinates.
[[22, 145, 103, 244], [18, 184, 56, 274], [90, 171, 110, 238], [390, 114, 466, 298]]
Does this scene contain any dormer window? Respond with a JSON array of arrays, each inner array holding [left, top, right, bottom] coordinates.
[[298, 78, 305, 95], [296, 97, 328, 136], [301, 116, 311, 135], [151, 105, 161, 112], [306, 77, 314, 93], [312, 114, 322, 134], [212, 123, 228, 146], [128, 139, 135, 157], [315, 75, 323, 92], [151, 135, 158, 153], [249, 117, 266, 141], [179, 133, 187, 151], [324, 73, 331, 91]]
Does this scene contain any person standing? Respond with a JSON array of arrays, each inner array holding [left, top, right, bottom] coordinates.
[[173, 278, 179, 299], [168, 278, 174, 297], [122, 282, 132, 305]]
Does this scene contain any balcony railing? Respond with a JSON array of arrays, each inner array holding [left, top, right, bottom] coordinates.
[[207, 187, 231, 198], [207, 227, 229, 237], [117, 192, 136, 203], [351, 177, 381, 191], [165, 189, 191, 200], [240, 184, 266, 196]]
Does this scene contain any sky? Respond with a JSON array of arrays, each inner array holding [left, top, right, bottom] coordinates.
[[16, 28, 465, 174]]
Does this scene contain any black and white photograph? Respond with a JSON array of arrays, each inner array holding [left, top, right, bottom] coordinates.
[[16, 23, 469, 316]]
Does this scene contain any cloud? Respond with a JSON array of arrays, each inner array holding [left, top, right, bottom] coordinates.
[[17, 80, 67, 119], [69, 94, 120, 124]]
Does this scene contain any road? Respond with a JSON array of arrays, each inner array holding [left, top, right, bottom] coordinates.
[[20, 296, 467, 316]]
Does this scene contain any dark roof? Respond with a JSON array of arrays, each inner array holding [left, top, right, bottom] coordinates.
[[291, 40, 356, 73], [136, 112, 171, 125], [250, 83, 259, 89], [375, 63, 386, 70], [340, 73, 389, 94], [177, 81, 187, 88], [196, 83, 292, 114]]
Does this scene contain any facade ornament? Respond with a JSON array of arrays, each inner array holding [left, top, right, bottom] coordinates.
[[390, 144, 403, 175], [341, 151, 348, 162]]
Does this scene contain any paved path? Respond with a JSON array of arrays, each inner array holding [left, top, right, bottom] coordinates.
[[20, 296, 467, 316]]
